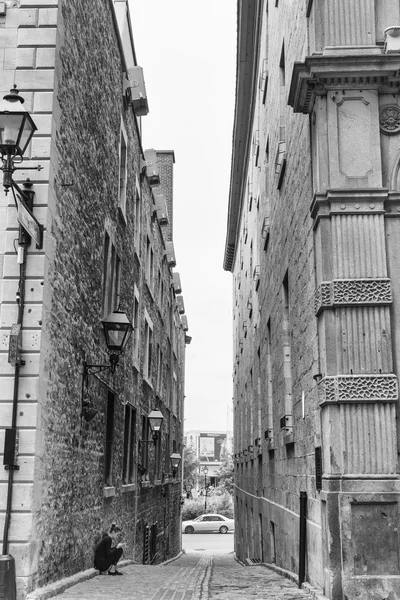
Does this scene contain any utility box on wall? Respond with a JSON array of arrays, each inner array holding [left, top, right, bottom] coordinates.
[[126, 66, 149, 116], [144, 149, 160, 186]]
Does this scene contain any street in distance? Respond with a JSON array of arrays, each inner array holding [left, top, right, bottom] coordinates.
[[182, 514, 234, 534]]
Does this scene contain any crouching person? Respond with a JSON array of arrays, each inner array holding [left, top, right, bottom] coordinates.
[[94, 524, 125, 575]]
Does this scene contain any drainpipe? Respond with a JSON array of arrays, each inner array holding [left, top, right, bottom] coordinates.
[[298, 490, 307, 588], [1, 182, 33, 599]]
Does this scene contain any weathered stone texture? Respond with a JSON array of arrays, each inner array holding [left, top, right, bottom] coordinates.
[[227, 1, 400, 599], [0, 0, 186, 597]]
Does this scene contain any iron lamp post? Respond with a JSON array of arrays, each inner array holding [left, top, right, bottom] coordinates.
[[201, 466, 209, 511]]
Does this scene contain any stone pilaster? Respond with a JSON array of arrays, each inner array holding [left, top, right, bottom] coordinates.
[[0, 2, 58, 598], [290, 49, 400, 599]]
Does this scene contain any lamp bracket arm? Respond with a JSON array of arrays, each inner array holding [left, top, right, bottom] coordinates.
[[83, 363, 112, 382], [13, 164, 43, 172]]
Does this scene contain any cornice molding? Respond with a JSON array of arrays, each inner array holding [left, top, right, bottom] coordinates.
[[223, 0, 263, 272], [289, 54, 400, 114]]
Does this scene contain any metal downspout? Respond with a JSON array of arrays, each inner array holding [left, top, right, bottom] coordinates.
[[2, 195, 30, 555], [298, 491, 307, 588]]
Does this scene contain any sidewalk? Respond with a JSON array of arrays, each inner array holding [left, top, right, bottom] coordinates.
[[39, 552, 325, 600]]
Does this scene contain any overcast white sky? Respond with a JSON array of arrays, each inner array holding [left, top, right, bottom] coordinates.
[[128, 0, 237, 433]]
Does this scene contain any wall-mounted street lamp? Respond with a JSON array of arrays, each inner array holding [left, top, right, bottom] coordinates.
[[81, 307, 133, 422], [170, 452, 182, 477], [137, 410, 165, 475], [0, 85, 37, 194], [148, 409, 164, 442]]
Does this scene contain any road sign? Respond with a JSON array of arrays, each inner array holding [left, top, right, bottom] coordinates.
[[15, 194, 43, 249]]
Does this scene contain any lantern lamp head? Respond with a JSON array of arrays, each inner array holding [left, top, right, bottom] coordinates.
[[0, 86, 37, 158]]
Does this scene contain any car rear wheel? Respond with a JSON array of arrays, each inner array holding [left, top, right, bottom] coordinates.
[[219, 525, 228, 534], [185, 526, 194, 534]]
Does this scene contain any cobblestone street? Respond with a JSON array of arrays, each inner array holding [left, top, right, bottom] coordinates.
[[42, 553, 321, 600]]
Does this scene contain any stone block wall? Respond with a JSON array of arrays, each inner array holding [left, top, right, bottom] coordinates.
[[228, 0, 400, 598], [0, 0, 186, 597]]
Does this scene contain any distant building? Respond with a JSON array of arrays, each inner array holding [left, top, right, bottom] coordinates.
[[0, 1, 188, 598], [224, 1, 400, 599], [185, 430, 232, 487]]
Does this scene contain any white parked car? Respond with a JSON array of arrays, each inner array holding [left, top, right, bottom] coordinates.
[[182, 513, 234, 534]]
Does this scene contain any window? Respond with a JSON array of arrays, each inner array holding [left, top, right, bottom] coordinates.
[[145, 236, 154, 291], [156, 344, 163, 394], [165, 433, 170, 472], [134, 177, 141, 255], [279, 44, 286, 142], [103, 233, 120, 317], [282, 272, 293, 424], [118, 120, 128, 220], [315, 447, 322, 491], [155, 434, 162, 481], [133, 285, 140, 363], [157, 270, 161, 307], [122, 405, 136, 484], [105, 392, 115, 487], [159, 276, 164, 312], [165, 363, 171, 408], [141, 415, 149, 471], [276, 43, 287, 189], [172, 372, 178, 415], [266, 320, 274, 436], [144, 311, 153, 381]]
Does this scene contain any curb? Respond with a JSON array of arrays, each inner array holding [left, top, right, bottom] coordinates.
[[260, 562, 329, 600], [160, 550, 183, 566], [234, 556, 329, 600], [25, 559, 135, 600]]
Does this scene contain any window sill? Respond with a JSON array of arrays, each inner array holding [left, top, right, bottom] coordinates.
[[145, 281, 155, 302], [122, 483, 136, 494], [141, 481, 151, 488], [154, 479, 162, 486], [118, 205, 127, 226], [143, 376, 153, 390], [283, 432, 294, 446], [103, 486, 116, 498]]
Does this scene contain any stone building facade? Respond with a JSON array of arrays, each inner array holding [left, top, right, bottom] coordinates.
[[224, 1, 400, 598], [0, 1, 188, 598]]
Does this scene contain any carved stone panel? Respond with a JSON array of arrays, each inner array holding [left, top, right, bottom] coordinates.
[[318, 373, 398, 405], [315, 278, 392, 314], [327, 90, 382, 189]]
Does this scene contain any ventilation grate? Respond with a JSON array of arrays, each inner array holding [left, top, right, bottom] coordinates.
[[245, 558, 262, 565]]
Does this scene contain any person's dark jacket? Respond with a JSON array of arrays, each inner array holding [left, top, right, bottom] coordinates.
[[94, 534, 123, 571]]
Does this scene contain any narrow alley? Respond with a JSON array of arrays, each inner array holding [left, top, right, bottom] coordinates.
[[28, 553, 323, 600]]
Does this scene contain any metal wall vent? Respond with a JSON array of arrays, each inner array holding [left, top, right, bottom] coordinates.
[[245, 558, 262, 565]]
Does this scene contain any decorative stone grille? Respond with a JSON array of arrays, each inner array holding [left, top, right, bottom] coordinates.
[[315, 278, 392, 315], [318, 374, 398, 405]]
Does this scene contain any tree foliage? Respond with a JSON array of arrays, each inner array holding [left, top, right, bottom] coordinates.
[[215, 450, 234, 494], [183, 446, 200, 486]]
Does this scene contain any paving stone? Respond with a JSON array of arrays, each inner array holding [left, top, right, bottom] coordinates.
[[49, 552, 320, 600]]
